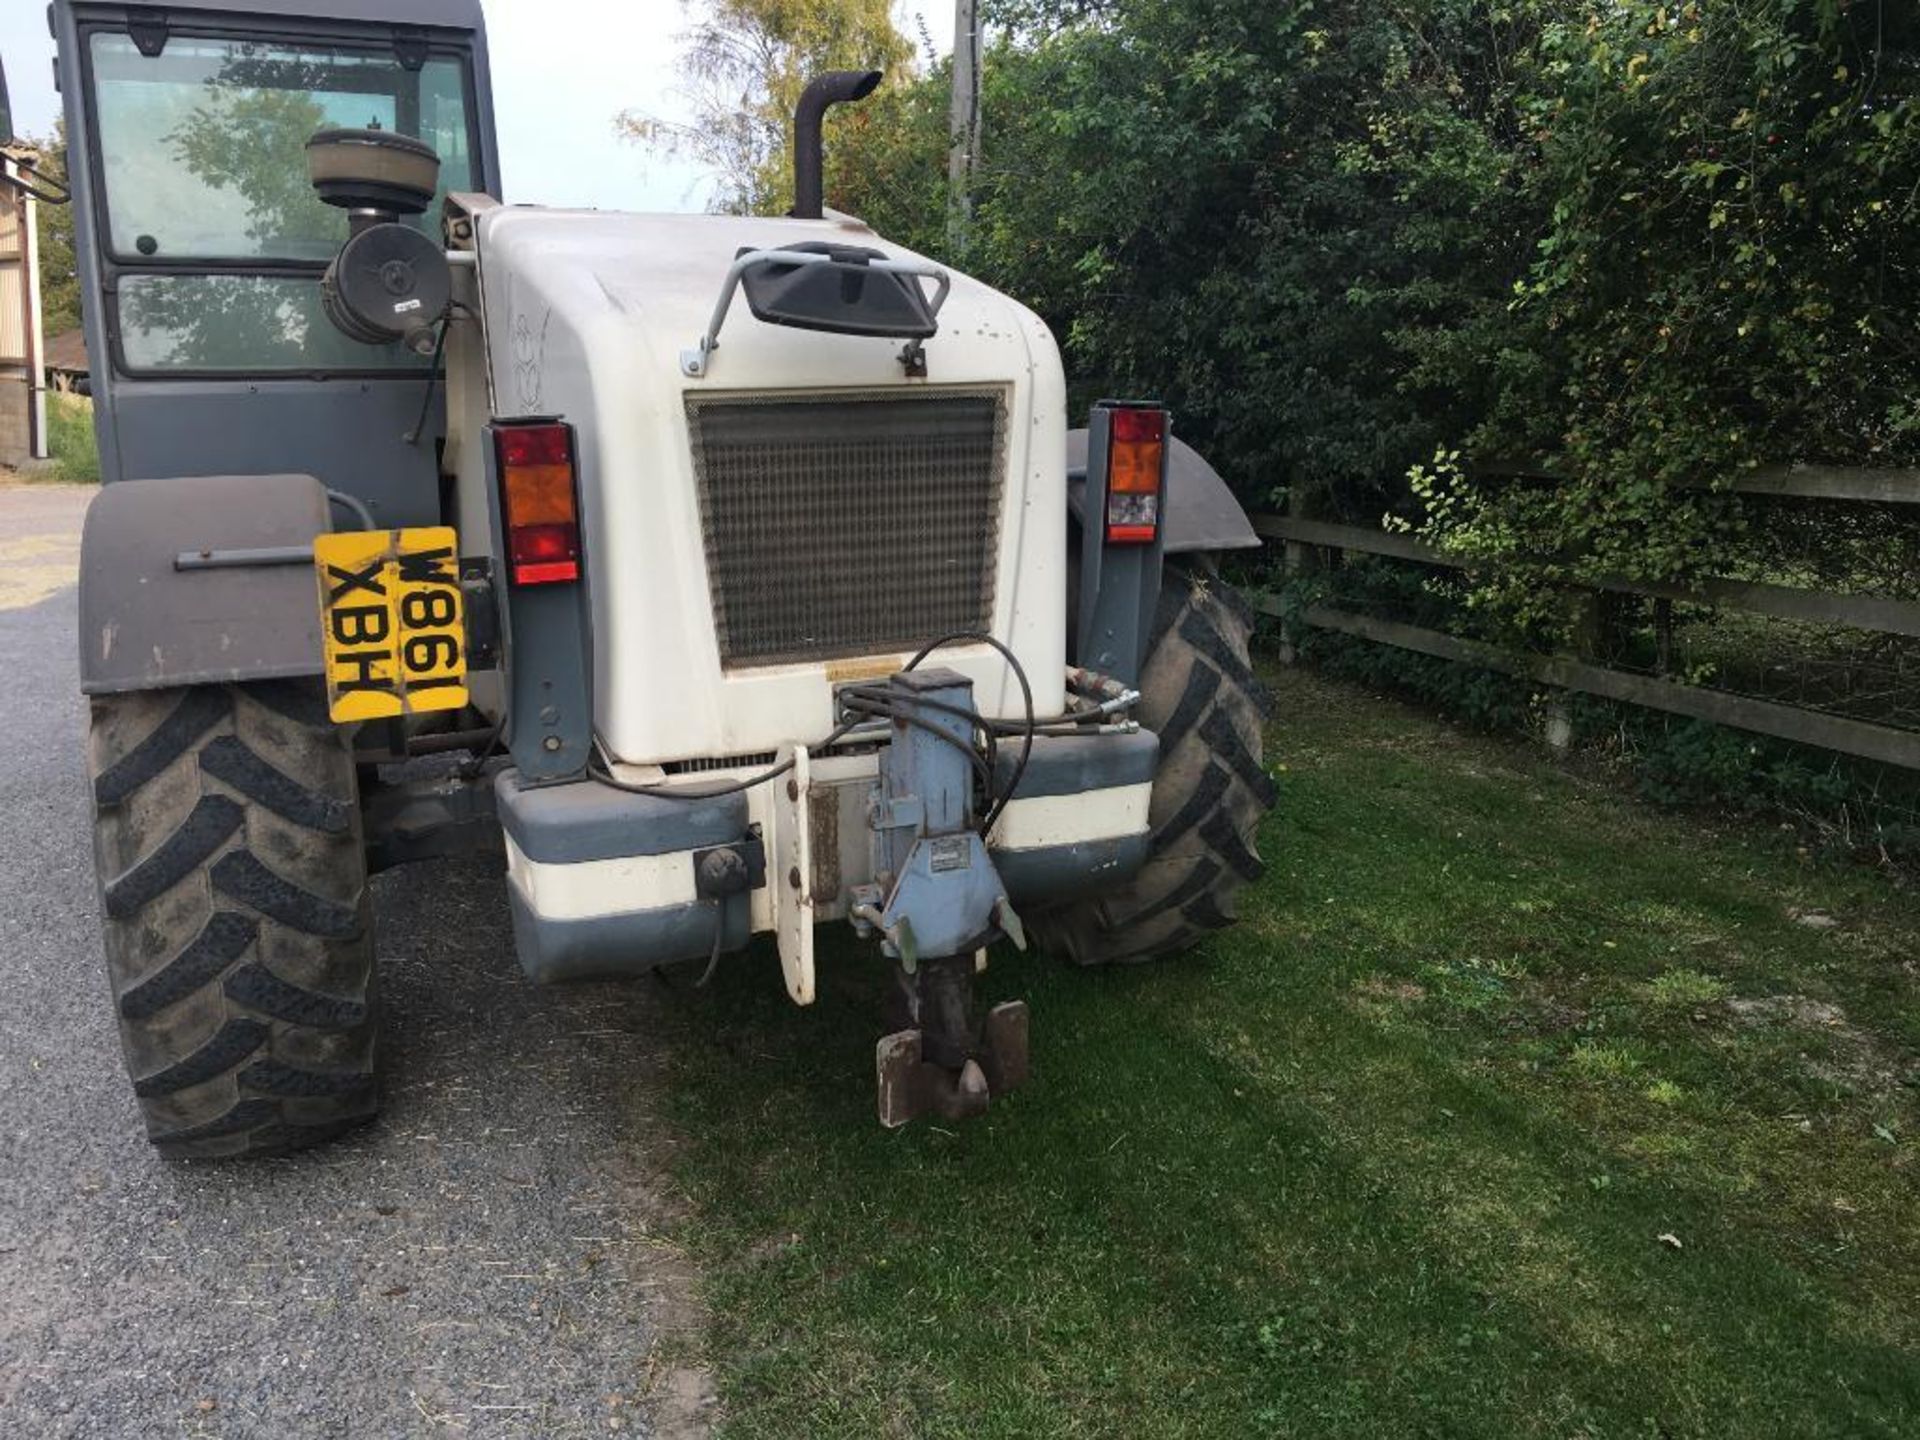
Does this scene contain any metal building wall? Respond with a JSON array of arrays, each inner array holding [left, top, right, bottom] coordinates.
[[0, 163, 44, 467]]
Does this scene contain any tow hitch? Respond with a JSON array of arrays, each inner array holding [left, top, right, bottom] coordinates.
[[848, 668, 1031, 1126], [875, 967, 1031, 1125]]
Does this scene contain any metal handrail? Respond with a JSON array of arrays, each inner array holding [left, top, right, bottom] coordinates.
[[680, 247, 951, 378]]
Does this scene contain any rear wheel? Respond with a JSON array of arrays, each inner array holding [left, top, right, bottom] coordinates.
[[1039, 561, 1276, 964], [87, 680, 380, 1159]]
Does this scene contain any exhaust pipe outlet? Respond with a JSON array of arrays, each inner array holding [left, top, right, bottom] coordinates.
[[791, 69, 883, 219]]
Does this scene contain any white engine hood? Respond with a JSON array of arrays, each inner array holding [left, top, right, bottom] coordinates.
[[471, 207, 1069, 766]]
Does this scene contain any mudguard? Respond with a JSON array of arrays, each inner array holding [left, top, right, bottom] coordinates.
[[78, 474, 331, 695], [1066, 429, 1260, 553]]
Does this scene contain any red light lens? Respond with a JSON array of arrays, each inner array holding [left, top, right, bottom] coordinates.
[[496, 423, 581, 585], [509, 523, 579, 586], [512, 559, 580, 585], [498, 423, 571, 469], [1111, 407, 1166, 446]]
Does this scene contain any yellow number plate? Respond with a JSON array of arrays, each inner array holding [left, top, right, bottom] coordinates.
[[313, 527, 468, 723]]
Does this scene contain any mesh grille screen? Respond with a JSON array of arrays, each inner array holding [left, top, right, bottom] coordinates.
[[687, 390, 1006, 667]]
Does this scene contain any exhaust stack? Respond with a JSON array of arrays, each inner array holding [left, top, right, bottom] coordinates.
[[791, 70, 883, 219]]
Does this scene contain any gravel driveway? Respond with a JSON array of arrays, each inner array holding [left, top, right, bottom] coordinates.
[[0, 482, 711, 1438]]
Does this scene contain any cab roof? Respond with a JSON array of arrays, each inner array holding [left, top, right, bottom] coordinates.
[[65, 0, 487, 30]]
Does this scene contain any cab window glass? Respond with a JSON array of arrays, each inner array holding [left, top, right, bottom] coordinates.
[[117, 274, 430, 371], [89, 33, 474, 263]]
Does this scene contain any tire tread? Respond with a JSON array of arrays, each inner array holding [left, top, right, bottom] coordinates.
[[118, 912, 257, 1021], [88, 681, 379, 1159], [1040, 563, 1275, 966], [211, 850, 360, 938], [200, 734, 352, 834], [102, 794, 243, 919], [132, 1017, 269, 1096], [93, 689, 229, 806]]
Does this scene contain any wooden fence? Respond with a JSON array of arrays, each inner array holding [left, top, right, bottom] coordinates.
[[1250, 463, 1920, 772]]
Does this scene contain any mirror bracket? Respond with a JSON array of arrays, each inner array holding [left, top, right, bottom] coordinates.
[[130, 12, 169, 58], [0, 156, 73, 207], [393, 28, 429, 72], [681, 246, 951, 379]]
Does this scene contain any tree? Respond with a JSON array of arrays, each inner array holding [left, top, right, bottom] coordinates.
[[619, 0, 913, 215], [1407, 1, 1920, 638], [836, 0, 1553, 520], [819, 0, 1919, 643]]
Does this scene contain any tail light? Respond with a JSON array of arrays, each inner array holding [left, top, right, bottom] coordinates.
[[1105, 406, 1165, 544], [496, 422, 580, 585]]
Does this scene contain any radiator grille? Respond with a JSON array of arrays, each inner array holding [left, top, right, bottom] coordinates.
[[662, 752, 778, 775], [687, 390, 1006, 667]]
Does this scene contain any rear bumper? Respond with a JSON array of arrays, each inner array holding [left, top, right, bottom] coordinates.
[[988, 732, 1156, 903], [497, 771, 751, 983], [496, 729, 1157, 984]]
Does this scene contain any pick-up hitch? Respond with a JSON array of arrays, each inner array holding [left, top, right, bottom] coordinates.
[[877, 959, 1030, 1125], [849, 667, 1031, 1126]]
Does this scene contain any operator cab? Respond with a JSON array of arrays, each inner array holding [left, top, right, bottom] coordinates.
[[52, 0, 501, 523]]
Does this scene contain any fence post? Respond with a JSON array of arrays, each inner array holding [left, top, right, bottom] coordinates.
[[1277, 486, 1310, 666], [1542, 694, 1575, 753], [1543, 587, 1601, 756]]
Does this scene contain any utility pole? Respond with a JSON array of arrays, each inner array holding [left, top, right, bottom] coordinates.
[[947, 0, 980, 254]]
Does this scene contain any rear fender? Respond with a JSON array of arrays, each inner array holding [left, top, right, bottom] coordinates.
[[1067, 422, 1260, 682], [78, 474, 331, 695]]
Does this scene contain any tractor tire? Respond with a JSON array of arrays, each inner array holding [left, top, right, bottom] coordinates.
[[1039, 562, 1276, 965], [86, 680, 380, 1159]]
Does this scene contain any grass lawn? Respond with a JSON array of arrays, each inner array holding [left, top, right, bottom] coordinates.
[[647, 663, 1920, 1438], [41, 390, 99, 483]]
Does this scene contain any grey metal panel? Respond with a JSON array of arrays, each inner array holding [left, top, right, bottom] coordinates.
[[991, 729, 1159, 800], [1075, 405, 1163, 684], [78, 472, 330, 693], [1067, 429, 1261, 553], [109, 378, 444, 525], [997, 833, 1150, 906], [501, 573, 596, 779], [482, 429, 594, 781], [495, 769, 748, 865], [507, 886, 748, 984]]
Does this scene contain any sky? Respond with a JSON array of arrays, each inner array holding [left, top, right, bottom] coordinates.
[[0, 0, 955, 213]]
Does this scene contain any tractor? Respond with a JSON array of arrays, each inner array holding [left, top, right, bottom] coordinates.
[[23, 0, 1273, 1156]]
